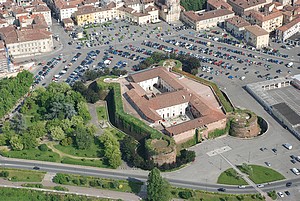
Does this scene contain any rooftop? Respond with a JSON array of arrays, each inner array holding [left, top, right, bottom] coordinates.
[[225, 15, 250, 27], [183, 9, 234, 22], [245, 25, 269, 36], [228, 0, 267, 9], [272, 102, 300, 126]]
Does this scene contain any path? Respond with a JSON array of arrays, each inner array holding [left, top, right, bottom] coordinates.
[[0, 178, 141, 201], [88, 102, 108, 136], [219, 153, 272, 201], [46, 142, 101, 160]]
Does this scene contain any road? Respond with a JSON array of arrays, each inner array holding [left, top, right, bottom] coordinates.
[[1, 157, 300, 195]]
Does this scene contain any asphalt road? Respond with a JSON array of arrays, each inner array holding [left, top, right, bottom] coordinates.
[[1, 157, 300, 195]]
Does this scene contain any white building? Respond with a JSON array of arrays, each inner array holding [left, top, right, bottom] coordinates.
[[276, 17, 300, 42], [0, 26, 53, 58]]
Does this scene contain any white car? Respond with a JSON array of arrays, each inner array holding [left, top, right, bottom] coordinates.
[[257, 184, 264, 188], [238, 185, 246, 189], [277, 192, 284, 198]]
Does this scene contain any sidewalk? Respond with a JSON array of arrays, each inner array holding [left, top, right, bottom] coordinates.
[[0, 176, 142, 201]]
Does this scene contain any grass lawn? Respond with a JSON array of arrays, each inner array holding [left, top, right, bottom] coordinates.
[[0, 149, 60, 162], [54, 139, 102, 158], [96, 106, 107, 121], [61, 157, 109, 168], [171, 187, 264, 201], [238, 164, 285, 184], [0, 168, 45, 182], [217, 168, 248, 185]]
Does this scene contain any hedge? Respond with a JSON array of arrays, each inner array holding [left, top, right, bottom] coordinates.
[[172, 68, 233, 113]]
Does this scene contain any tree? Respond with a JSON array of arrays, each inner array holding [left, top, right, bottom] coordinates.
[[49, 126, 65, 141], [77, 102, 91, 122], [10, 114, 27, 134], [147, 168, 171, 201], [21, 132, 38, 149], [74, 126, 93, 150], [9, 135, 24, 151], [27, 121, 46, 138], [99, 133, 122, 168]]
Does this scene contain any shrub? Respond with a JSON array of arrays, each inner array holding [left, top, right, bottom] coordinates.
[[79, 178, 87, 185], [0, 171, 9, 178], [38, 144, 48, 152], [53, 186, 69, 191], [179, 191, 193, 199]]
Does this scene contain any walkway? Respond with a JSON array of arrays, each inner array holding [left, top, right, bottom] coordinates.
[[46, 142, 101, 160]]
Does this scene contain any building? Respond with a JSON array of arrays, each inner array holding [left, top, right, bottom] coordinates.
[[0, 41, 8, 73], [246, 78, 300, 139], [156, 0, 181, 23], [227, 0, 271, 16], [51, 0, 83, 21], [181, 9, 234, 31], [276, 17, 300, 42], [207, 0, 232, 11], [292, 74, 300, 89], [0, 26, 53, 57], [225, 16, 250, 38], [125, 67, 227, 143], [244, 10, 283, 32], [244, 25, 269, 48], [62, 18, 75, 28]]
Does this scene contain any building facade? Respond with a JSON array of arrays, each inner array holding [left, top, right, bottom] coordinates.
[[244, 25, 269, 48], [181, 9, 235, 31], [225, 16, 250, 38], [276, 17, 300, 42]]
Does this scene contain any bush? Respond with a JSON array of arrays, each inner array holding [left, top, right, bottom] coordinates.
[[79, 178, 87, 185], [38, 144, 48, 152], [53, 186, 69, 191], [179, 190, 193, 199], [0, 171, 9, 178]]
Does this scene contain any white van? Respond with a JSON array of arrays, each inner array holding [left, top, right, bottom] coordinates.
[[283, 143, 292, 150], [292, 168, 300, 175], [240, 76, 246, 80], [287, 62, 294, 68]]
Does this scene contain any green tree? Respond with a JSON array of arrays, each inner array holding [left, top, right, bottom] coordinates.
[[99, 133, 122, 168], [27, 121, 46, 138], [77, 102, 91, 122], [147, 168, 171, 201], [10, 114, 27, 134], [49, 126, 65, 141], [21, 132, 38, 149], [9, 135, 24, 151], [74, 126, 93, 150]]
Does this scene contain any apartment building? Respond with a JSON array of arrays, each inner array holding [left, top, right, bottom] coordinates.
[[207, 0, 232, 11], [0, 26, 53, 57], [244, 24, 269, 48], [0, 41, 8, 73], [276, 17, 300, 42], [181, 9, 235, 31], [227, 0, 271, 16], [225, 16, 250, 38], [244, 10, 283, 32]]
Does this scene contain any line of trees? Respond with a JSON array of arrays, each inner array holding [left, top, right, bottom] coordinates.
[[0, 70, 33, 118]]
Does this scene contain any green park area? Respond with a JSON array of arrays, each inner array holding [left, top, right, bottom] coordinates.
[[218, 164, 285, 185], [96, 106, 108, 121], [0, 168, 45, 182], [238, 164, 285, 184], [217, 168, 248, 185], [0, 82, 122, 169]]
